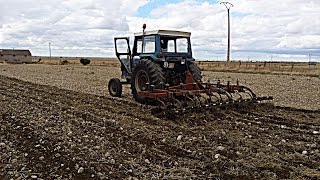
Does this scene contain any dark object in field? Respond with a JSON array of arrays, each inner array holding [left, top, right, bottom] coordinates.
[[80, 58, 91, 66], [61, 60, 69, 65]]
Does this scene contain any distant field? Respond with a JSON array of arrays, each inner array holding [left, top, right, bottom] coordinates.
[[32, 56, 320, 77], [32, 56, 119, 67], [196, 61, 320, 77]]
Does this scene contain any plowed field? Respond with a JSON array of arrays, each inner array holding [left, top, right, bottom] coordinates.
[[0, 64, 320, 179]]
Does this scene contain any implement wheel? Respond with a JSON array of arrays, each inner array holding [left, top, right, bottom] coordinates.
[[131, 59, 165, 103], [108, 78, 122, 97]]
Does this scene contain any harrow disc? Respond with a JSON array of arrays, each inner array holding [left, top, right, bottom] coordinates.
[[151, 94, 273, 116], [139, 72, 273, 116]]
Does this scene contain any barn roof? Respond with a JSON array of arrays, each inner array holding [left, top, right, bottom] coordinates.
[[0, 49, 32, 56]]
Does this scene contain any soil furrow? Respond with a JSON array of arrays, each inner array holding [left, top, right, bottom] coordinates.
[[1, 73, 320, 179]]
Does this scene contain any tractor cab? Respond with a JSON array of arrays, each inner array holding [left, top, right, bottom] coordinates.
[[114, 30, 194, 81], [132, 30, 193, 59], [111, 25, 201, 102]]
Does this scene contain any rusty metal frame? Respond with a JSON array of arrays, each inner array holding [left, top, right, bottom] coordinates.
[[137, 71, 259, 100]]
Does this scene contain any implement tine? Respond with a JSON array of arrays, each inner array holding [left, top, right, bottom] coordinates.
[[147, 78, 273, 117], [150, 99, 166, 115]]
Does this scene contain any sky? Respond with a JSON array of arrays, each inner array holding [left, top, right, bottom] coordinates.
[[0, 0, 319, 61]]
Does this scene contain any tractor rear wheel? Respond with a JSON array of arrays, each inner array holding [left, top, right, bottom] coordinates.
[[108, 78, 122, 97], [131, 59, 165, 103], [189, 62, 202, 81]]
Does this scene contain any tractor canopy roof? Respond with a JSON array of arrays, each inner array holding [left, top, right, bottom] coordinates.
[[134, 30, 191, 37]]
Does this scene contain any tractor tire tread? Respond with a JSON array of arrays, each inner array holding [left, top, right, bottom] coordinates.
[[108, 78, 122, 97], [131, 59, 165, 103], [189, 62, 202, 81]]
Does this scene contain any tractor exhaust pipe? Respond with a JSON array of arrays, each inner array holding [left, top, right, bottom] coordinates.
[[142, 24, 146, 53]]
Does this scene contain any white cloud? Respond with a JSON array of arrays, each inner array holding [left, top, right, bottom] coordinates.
[[0, 0, 319, 61], [0, 0, 149, 56], [137, 0, 320, 60]]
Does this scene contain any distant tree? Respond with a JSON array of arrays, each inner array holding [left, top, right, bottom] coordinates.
[[80, 58, 91, 66]]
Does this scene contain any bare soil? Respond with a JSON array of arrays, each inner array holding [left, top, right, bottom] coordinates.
[[0, 64, 319, 110], [0, 64, 320, 179]]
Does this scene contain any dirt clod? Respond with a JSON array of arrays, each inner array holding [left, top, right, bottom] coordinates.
[[77, 167, 84, 174]]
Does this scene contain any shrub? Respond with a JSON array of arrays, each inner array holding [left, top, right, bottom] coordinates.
[[80, 58, 91, 66], [61, 60, 69, 65]]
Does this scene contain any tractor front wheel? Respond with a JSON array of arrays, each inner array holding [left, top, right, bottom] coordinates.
[[108, 78, 122, 97], [131, 60, 165, 103]]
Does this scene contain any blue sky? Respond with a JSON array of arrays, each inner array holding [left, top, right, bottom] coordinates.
[[0, 0, 319, 61], [137, 0, 183, 17], [137, 0, 221, 17]]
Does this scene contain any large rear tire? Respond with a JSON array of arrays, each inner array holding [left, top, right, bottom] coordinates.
[[189, 62, 202, 81], [131, 59, 165, 103]]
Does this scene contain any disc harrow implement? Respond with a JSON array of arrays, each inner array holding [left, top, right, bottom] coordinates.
[[138, 72, 273, 115]]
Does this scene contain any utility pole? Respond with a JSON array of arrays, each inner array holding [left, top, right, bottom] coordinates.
[[309, 54, 311, 62], [220, 2, 233, 63], [49, 42, 52, 58]]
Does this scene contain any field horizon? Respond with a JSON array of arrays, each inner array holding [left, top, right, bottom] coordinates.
[[29, 56, 320, 77]]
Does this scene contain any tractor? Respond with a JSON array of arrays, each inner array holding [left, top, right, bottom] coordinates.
[[108, 24, 272, 114]]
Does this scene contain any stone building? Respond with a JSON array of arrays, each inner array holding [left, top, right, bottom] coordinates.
[[0, 49, 32, 63]]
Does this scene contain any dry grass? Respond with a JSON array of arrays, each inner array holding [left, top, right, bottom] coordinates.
[[195, 61, 320, 77]]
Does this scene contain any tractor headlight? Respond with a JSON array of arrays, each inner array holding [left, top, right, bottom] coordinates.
[[181, 59, 186, 65], [164, 61, 169, 68]]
